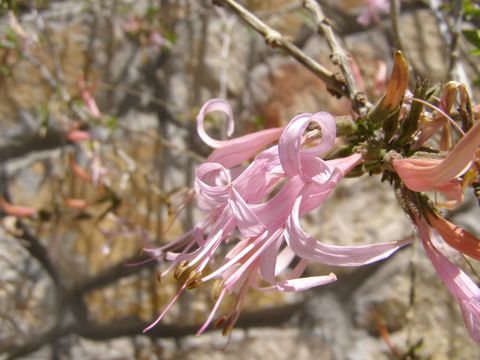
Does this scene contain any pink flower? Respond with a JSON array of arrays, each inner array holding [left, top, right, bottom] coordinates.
[[144, 99, 410, 336], [357, 0, 391, 27], [78, 77, 101, 118], [415, 216, 480, 342]]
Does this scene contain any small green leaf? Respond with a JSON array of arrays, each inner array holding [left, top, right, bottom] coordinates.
[[463, 0, 480, 17], [106, 116, 118, 130], [462, 29, 480, 49]]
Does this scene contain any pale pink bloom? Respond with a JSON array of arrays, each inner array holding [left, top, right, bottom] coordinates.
[[357, 0, 390, 27], [0, 197, 37, 218], [90, 154, 107, 186], [123, 16, 141, 33], [415, 216, 480, 342], [78, 78, 101, 118], [8, 11, 38, 49], [393, 122, 480, 193], [66, 130, 91, 143], [149, 32, 172, 49], [144, 100, 410, 335]]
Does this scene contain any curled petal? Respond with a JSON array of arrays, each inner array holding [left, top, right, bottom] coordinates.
[[285, 193, 411, 266], [252, 176, 304, 231], [279, 112, 336, 180], [195, 163, 231, 210], [233, 146, 283, 202], [196, 99, 235, 148], [299, 153, 363, 214]]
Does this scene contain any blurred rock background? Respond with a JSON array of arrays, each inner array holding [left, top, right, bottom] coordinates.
[[0, 0, 479, 359]]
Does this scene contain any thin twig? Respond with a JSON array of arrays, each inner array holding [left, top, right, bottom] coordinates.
[[213, 0, 348, 98], [389, 0, 404, 52], [430, 0, 473, 94], [303, 0, 369, 114]]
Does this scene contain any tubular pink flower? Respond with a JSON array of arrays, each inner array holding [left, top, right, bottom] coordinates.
[[145, 100, 407, 337], [357, 0, 390, 27], [415, 216, 480, 342], [393, 122, 480, 192]]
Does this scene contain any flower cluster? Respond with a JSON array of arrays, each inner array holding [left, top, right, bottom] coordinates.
[[144, 99, 411, 336]]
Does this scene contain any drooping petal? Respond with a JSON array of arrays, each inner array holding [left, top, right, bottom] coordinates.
[[285, 193, 412, 266], [460, 298, 480, 343], [426, 211, 480, 261], [415, 216, 480, 342]]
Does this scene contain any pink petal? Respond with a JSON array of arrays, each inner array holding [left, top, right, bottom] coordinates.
[[394, 121, 480, 191], [224, 229, 282, 290], [415, 216, 480, 342], [194, 163, 231, 211], [279, 112, 336, 180], [260, 256, 336, 292], [285, 193, 411, 266], [208, 127, 284, 168], [460, 299, 480, 342], [196, 99, 235, 148], [229, 187, 266, 237], [232, 146, 284, 203], [251, 176, 304, 231]]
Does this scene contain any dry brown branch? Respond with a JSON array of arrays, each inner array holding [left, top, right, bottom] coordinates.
[[303, 0, 369, 114], [213, 0, 348, 98]]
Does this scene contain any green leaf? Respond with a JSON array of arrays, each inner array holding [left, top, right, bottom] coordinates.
[[462, 29, 480, 49], [463, 0, 480, 17], [106, 116, 118, 130]]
